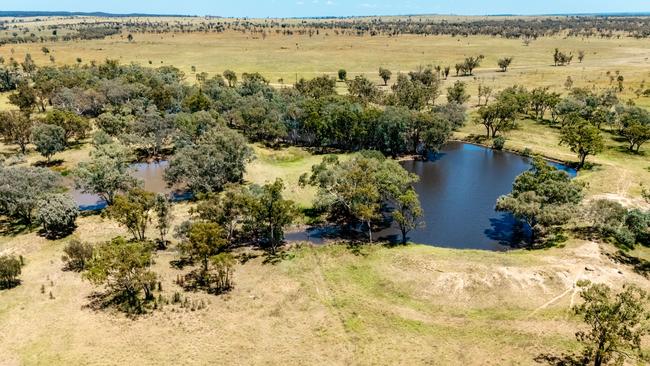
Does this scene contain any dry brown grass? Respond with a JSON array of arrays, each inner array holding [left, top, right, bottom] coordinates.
[[1, 207, 649, 365], [2, 28, 649, 107]]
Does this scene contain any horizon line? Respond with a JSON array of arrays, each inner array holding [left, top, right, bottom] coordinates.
[[1, 10, 650, 19]]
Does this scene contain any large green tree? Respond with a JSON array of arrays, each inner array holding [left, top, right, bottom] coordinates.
[[0, 255, 23, 290], [106, 188, 155, 241], [43, 109, 91, 144], [31, 124, 66, 163], [301, 153, 419, 242], [74, 142, 140, 205], [36, 193, 79, 239], [0, 111, 33, 154], [393, 188, 424, 244], [180, 221, 228, 283], [0, 166, 62, 223], [164, 126, 252, 195], [573, 282, 649, 366], [84, 237, 157, 314], [496, 158, 584, 244], [247, 179, 297, 254], [559, 117, 604, 169], [347, 75, 380, 105]]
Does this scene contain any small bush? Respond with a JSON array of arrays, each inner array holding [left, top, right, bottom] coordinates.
[[4, 154, 27, 166], [492, 136, 506, 150], [0, 255, 23, 289], [210, 252, 235, 294], [62, 239, 94, 271]]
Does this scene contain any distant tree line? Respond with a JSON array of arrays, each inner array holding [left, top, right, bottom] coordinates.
[[2, 15, 649, 46]]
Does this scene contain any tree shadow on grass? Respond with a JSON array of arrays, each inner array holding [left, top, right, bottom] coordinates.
[[175, 269, 233, 295], [534, 352, 584, 366], [606, 250, 650, 278], [0, 217, 35, 237], [613, 144, 647, 157], [32, 159, 64, 168], [85, 290, 157, 317], [0, 279, 21, 290], [262, 249, 295, 265], [464, 134, 489, 144], [169, 257, 194, 270], [485, 214, 568, 250]]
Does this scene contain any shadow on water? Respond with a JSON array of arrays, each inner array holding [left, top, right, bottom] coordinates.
[[288, 141, 576, 252], [71, 160, 193, 211], [70, 143, 576, 252], [484, 213, 532, 248]]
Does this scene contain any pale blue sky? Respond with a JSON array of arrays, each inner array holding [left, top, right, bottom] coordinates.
[[4, 0, 650, 17]]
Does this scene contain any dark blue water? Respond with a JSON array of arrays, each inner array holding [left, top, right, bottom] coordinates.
[[71, 142, 577, 250], [286, 141, 576, 251]]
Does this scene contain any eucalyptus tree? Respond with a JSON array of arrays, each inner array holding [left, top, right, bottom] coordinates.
[[496, 158, 584, 244], [74, 142, 140, 206]]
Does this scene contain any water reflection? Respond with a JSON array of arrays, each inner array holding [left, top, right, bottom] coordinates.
[[70, 160, 190, 210], [293, 142, 576, 251]]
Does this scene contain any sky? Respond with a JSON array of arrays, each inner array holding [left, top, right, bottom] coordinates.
[[3, 0, 650, 18]]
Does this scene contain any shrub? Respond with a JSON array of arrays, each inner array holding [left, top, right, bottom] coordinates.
[[36, 193, 79, 239], [61, 239, 94, 271], [0, 255, 22, 289], [83, 237, 157, 314], [492, 136, 506, 150], [210, 252, 235, 294], [338, 69, 347, 81]]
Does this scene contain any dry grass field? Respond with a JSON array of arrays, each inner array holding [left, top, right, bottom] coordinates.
[[0, 16, 650, 366], [1, 206, 649, 365], [2, 27, 650, 106]]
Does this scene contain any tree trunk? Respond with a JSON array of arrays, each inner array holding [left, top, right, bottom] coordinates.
[[578, 153, 587, 169]]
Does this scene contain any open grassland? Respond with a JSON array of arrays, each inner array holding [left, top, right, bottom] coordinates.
[[457, 118, 650, 202], [0, 207, 649, 365], [2, 30, 650, 106]]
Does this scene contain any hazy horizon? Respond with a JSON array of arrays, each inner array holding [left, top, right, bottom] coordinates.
[[2, 0, 649, 18]]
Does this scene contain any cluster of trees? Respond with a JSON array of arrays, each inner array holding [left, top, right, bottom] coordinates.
[[496, 158, 584, 245], [47, 16, 649, 39], [583, 199, 649, 249], [0, 165, 78, 236], [497, 159, 649, 248], [66, 175, 298, 313], [288, 16, 650, 39], [0, 24, 119, 45], [454, 55, 484, 76], [0, 59, 465, 164], [300, 152, 423, 243], [553, 48, 574, 66], [6, 16, 650, 48], [473, 84, 647, 167]]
